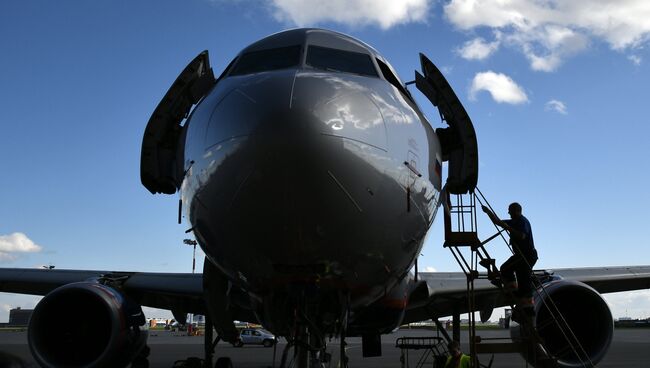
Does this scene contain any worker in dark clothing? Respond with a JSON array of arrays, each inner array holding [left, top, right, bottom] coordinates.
[[482, 203, 538, 313]]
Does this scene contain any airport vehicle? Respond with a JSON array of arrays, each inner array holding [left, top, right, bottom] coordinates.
[[0, 28, 649, 368], [234, 329, 276, 347]]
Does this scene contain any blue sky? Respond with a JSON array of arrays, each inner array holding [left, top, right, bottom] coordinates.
[[1, 0, 649, 321]]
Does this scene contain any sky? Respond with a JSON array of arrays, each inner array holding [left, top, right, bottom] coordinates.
[[1, 0, 649, 322]]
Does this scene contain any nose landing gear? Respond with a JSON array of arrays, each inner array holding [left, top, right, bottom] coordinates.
[[277, 310, 349, 368]]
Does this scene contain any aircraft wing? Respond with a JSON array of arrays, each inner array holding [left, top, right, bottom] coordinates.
[[403, 265, 650, 324], [0, 268, 205, 315], [3, 266, 649, 326]]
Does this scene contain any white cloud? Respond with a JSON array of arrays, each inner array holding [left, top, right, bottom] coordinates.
[[424, 266, 437, 272], [628, 55, 642, 65], [0, 232, 43, 262], [545, 99, 567, 114], [603, 290, 650, 319], [270, 0, 430, 29], [444, 0, 650, 71], [469, 71, 528, 104], [456, 37, 500, 60], [515, 25, 589, 71]]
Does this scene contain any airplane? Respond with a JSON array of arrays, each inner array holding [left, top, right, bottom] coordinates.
[[1, 28, 649, 368]]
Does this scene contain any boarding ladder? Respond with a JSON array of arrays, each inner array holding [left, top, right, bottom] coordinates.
[[442, 189, 593, 368]]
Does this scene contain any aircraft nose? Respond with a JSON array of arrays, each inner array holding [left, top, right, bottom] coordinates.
[[187, 70, 415, 292]]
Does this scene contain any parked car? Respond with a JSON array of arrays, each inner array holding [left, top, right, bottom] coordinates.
[[234, 328, 276, 347]]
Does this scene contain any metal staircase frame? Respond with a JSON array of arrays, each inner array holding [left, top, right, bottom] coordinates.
[[442, 189, 574, 368]]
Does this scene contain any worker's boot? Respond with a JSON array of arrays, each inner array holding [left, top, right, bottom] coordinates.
[[504, 281, 518, 292], [487, 270, 501, 287], [511, 293, 534, 324], [502, 281, 518, 304]]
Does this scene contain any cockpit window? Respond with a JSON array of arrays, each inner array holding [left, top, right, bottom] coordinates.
[[376, 58, 412, 101], [229, 45, 301, 76], [306, 45, 378, 77]]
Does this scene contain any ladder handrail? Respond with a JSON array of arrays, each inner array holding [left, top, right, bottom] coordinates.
[[474, 188, 512, 253]]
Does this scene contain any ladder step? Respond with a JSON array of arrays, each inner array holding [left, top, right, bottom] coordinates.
[[443, 232, 481, 247], [487, 270, 500, 281], [479, 258, 495, 268]]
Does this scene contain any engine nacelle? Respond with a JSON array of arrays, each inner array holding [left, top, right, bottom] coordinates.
[[510, 280, 613, 368], [28, 282, 148, 368]]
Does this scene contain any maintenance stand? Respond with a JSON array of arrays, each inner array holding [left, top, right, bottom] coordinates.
[[441, 189, 568, 368]]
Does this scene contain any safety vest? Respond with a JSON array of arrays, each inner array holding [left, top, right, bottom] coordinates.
[[445, 354, 471, 368]]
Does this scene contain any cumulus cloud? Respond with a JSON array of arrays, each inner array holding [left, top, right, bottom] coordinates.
[[469, 71, 528, 104], [517, 25, 589, 71], [444, 0, 650, 71], [424, 266, 437, 272], [0, 233, 42, 262], [456, 37, 500, 60], [269, 0, 430, 29], [545, 99, 567, 114]]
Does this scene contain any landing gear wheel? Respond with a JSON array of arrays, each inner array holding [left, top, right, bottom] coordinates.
[[215, 357, 233, 368], [263, 339, 274, 347]]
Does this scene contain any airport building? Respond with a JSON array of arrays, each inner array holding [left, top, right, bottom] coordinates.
[[614, 317, 650, 327], [8, 307, 33, 326]]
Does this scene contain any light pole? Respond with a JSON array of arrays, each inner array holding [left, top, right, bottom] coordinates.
[[183, 239, 198, 274], [183, 238, 198, 328]]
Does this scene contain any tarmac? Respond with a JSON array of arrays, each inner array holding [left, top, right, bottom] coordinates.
[[0, 328, 648, 367]]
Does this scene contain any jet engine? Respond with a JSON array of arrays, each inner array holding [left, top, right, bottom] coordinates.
[[510, 280, 613, 368], [28, 282, 148, 368]]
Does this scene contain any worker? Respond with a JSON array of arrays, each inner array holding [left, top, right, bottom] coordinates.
[[482, 202, 538, 315], [445, 340, 471, 368]]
